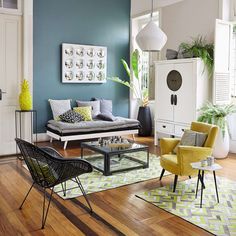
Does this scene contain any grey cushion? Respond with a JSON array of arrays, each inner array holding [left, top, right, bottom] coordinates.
[[76, 100, 100, 118], [59, 110, 84, 123], [91, 98, 112, 114], [195, 132, 208, 147], [97, 112, 115, 121], [49, 99, 71, 120], [100, 99, 112, 114], [173, 130, 208, 154]]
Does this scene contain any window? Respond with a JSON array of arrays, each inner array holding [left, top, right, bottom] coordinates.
[[0, 0, 21, 14], [131, 12, 160, 101]]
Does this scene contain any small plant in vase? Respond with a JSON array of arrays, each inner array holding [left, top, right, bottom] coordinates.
[[19, 79, 32, 111], [109, 49, 152, 136], [198, 102, 236, 158]]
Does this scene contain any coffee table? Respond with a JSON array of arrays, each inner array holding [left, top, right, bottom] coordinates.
[[81, 140, 149, 176]]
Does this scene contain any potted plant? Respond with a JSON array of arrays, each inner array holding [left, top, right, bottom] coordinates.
[[179, 36, 214, 76], [109, 50, 151, 136], [198, 102, 236, 158]]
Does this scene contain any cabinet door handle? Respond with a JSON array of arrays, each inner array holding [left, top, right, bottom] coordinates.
[[0, 89, 6, 101], [171, 94, 174, 105], [174, 95, 177, 105], [162, 125, 166, 128]]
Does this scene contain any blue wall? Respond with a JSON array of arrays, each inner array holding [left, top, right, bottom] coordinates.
[[33, 0, 130, 132]]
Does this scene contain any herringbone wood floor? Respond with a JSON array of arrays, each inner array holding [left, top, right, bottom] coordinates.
[[0, 136, 235, 235]]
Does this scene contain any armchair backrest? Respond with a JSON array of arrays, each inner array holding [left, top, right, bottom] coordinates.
[[190, 122, 219, 148], [15, 138, 62, 188]]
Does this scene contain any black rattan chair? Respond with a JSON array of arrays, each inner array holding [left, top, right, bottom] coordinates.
[[15, 138, 93, 229]]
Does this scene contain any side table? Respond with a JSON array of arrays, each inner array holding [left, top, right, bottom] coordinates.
[[15, 110, 38, 154], [191, 162, 222, 208]]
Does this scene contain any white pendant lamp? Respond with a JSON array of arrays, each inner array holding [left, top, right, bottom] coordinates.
[[136, 0, 167, 51]]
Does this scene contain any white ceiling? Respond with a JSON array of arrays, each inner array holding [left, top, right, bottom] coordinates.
[[131, 0, 185, 16]]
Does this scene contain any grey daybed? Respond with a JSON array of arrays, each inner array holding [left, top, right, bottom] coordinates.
[[46, 117, 140, 149]]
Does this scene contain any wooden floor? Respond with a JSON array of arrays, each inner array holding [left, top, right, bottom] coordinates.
[[0, 136, 236, 236]]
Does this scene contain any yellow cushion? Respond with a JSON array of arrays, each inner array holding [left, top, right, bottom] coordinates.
[[160, 154, 181, 175], [73, 106, 92, 121]]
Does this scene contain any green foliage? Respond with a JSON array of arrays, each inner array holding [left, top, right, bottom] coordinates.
[[179, 36, 214, 77], [198, 102, 236, 137], [108, 49, 149, 107]]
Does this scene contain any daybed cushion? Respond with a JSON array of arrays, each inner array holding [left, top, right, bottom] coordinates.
[[91, 98, 112, 114], [97, 112, 115, 121], [59, 110, 84, 123], [49, 99, 71, 120], [73, 107, 92, 121], [47, 117, 140, 135], [76, 100, 100, 118]]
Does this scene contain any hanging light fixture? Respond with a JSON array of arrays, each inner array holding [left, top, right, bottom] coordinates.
[[136, 0, 167, 51]]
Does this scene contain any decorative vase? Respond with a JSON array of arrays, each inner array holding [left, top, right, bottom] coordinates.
[[19, 79, 32, 110], [137, 106, 152, 136], [213, 127, 230, 159]]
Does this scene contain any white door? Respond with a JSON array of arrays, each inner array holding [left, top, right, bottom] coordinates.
[[155, 63, 174, 122], [0, 14, 22, 155], [174, 62, 195, 124]]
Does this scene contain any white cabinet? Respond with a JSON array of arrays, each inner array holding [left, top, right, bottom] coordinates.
[[154, 58, 210, 145]]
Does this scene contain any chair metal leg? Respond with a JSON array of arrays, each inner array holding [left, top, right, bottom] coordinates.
[[159, 169, 165, 181], [173, 175, 178, 192], [188, 176, 191, 179], [19, 182, 35, 209], [75, 177, 93, 213], [41, 187, 54, 229]]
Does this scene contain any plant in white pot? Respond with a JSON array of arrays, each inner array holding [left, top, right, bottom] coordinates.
[[198, 102, 236, 158], [109, 49, 151, 136]]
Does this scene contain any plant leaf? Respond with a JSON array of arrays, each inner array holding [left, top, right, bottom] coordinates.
[[121, 59, 130, 78], [132, 49, 139, 80]]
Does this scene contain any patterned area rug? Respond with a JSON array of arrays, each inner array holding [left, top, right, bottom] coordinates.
[[136, 175, 236, 236], [53, 152, 169, 199]]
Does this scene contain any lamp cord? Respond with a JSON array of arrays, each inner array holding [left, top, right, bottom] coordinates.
[[151, 0, 154, 19]]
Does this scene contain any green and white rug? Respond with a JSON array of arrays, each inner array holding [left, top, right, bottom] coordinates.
[[136, 175, 236, 236], [53, 152, 169, 199]]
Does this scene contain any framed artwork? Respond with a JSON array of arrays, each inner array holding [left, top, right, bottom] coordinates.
[[62, 43, 107, 83]]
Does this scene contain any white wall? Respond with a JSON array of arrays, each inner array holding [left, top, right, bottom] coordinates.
[[131, 0, 184, 16], [161, 0, 219, 58]]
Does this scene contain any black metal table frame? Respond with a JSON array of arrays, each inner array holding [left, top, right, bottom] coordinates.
[[81, 143, 149, 176], [15, 110, 38, 154], [195, 169, 219, 208]]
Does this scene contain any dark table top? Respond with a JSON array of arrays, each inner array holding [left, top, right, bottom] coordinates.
[[81, 140, 148, 155]]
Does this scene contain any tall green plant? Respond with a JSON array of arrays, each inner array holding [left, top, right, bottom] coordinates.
[[198, 102, 236, 137], [179, 36, 214, 76], [109, 50, 148, 107]]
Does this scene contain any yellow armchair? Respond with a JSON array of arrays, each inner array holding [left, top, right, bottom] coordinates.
[[159, 121, 219, 192]]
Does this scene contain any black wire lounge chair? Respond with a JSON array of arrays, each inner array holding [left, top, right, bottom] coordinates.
[[15, 138, 93, 229]]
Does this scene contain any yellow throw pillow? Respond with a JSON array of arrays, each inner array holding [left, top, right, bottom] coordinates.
[[73, 106, 92, 121]]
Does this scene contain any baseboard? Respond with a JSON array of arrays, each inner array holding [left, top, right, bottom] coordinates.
[[33, 133, 50, 142]]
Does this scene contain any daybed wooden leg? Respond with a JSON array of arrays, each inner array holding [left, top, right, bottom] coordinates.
[[132, 134, 135, 141], [63, 141, 68, 150], [50, 137, 53, 143]]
